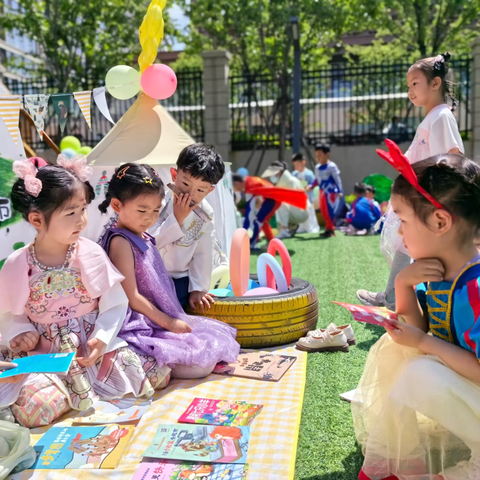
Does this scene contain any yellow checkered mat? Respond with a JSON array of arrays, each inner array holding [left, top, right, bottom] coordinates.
[[13, 346, 307, 480]]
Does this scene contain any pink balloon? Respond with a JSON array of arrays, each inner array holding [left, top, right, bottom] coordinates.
[[140, 64, 177, 100], [243, 287, 279, 297]]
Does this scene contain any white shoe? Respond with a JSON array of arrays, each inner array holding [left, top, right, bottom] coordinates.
[[441, 455, 480, 479], [296, 330, 349, 353], [276, 229, 292, 240], [306, 323, 356, 345]]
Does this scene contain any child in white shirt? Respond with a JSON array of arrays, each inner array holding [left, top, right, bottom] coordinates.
[[151, 144, 225, 312]]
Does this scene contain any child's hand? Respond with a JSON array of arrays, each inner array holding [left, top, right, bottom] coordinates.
[[189, 291, 215, 313], [169, 318, 192, 334], [384, 319, 427, 348], [10, 331, 40, 352], [77, 338, 105, 368], [173, 193, 197, 225], [397, 259, 445, 288]]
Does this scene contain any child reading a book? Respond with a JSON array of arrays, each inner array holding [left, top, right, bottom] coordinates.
[[0, 156, 159, 428], [150, 144, 224, 311], [353, 143, 480, 480], [99, 164, 240, 379]]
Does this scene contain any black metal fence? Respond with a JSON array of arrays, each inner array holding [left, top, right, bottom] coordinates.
[[4, 68, 204, 151], [230, 59, 472, 150]]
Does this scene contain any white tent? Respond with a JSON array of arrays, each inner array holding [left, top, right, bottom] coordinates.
[[83, 93, 237, 256]]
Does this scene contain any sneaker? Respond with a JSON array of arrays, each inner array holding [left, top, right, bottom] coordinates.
[[357, 289, 395, 312], [276, 229, 292, 240], [319, 229, 335, 239], [441, 455, 480, 480], [306, 323, 356, 345], [296, 330, 349, 353]]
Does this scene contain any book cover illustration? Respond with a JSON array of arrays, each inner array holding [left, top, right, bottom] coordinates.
[[178, 398, 263, 427], [133, 460, 249, 480], [212, 351, 296, 382], [0, 352, 75, 379], [32, 424, 133, 469], [143, 425, 249, 464], [332, 301, 399, 327], [72, 397, 152, 424]]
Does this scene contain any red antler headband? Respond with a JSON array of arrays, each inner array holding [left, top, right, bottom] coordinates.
[[376, 139, 444, 209]]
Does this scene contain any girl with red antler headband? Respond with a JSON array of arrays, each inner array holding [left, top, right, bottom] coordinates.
[[357, 53, 464, 311], [353, 148, 480, 479]]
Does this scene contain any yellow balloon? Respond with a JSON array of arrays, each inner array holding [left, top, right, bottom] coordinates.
[[138, 37, 158, 71], [148, 0, 167, 11], [146, 5, 163, 38], [139, 19, 147, 47]]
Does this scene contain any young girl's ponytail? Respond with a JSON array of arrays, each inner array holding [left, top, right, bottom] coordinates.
[[98, 192, 112, 214]]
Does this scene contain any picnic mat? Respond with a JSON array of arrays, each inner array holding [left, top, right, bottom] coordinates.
[[11, 345, 307, 480]]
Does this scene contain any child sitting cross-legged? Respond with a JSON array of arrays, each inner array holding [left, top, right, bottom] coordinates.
[[99, 163, 240, 380], [353, 146, 480, 480], [344, 182, 381, 236]]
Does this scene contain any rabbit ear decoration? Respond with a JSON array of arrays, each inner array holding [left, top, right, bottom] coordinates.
[[376, 139, 444, 209]]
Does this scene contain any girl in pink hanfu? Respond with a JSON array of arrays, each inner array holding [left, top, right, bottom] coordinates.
[[0, 156, 169, 428]]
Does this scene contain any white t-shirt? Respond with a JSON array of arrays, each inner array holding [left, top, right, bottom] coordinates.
[[405, 104, 464, 164]]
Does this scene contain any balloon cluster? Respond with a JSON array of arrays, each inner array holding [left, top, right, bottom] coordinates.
[[209, 229, 292, 298], [60, 136, 92, 159], [104, 0, 177, 101]]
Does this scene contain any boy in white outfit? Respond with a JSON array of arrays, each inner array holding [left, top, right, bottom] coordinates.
[[151, 144, 225, 312]]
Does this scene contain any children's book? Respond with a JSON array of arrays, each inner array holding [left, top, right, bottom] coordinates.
[[143, 425, 250, 464], [132, 460, 249, 480], [32, 425, 133, 469], [72, 398, 152, 424], [212, 351, 296, 382], [0, 352, 75, 379], [178, 398, 263, 427], [332, 301, 399, 327]]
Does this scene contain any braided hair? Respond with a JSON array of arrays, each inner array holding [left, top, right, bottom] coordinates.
[[410, 52, 457, 111]]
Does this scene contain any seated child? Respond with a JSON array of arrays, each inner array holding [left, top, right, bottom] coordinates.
[[0, 157, 159, 428], [353, 150, 480, 479], [365, 185, 381, 213], [150, 144, 224, 311], [345, 182, 381, 234], [99, 163, 240, 380]]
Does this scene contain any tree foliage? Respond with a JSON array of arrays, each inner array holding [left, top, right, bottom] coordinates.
[[0, 0, 178, 91]]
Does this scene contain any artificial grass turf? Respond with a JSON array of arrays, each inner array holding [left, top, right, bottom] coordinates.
[[251, 233, 391, 479]]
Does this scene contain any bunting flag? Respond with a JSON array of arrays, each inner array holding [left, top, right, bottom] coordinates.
[[23, 94, 50, 140], [0, 95, 21, 144], [52, 93, 72, 132], [73, 91, 92, 129], [93, 87, 115, 124]]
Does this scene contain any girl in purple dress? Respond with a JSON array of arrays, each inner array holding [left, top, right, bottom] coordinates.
[[99, 164, 240, 379]]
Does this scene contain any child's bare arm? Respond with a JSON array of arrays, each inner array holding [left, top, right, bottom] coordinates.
[[109, 236, 191, 334], [395, 259, 445, 332]]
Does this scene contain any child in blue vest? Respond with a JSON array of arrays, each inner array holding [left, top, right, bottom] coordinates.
[[353, 143, 480, 480], [345, 182, 381, 234]]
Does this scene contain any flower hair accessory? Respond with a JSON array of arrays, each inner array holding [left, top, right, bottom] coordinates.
[[12, 157, 44, 197], [143, 177, 153, 184], [376, 139, 444, 209], [434, 52, 450, 71], [57, 154, 93, 182]]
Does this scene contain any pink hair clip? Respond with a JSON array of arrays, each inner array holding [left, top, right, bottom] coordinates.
[[377, 139, 444, 209], [57, 154, 93, 182], [12, 157, 44, 197]]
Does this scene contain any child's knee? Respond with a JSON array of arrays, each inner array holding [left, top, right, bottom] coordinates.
[[12, 380, 70, 428]]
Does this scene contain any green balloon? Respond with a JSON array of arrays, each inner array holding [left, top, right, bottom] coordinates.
[[78, 146, 93, 155], [60, 136, 81, 152], [105, 65, 141, 100]]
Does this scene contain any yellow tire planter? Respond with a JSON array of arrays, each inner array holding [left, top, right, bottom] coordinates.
[[188, 277, 318, 349]]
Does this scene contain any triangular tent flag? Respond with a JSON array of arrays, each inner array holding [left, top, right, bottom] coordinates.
[[93, 87, 115, 124], [0, 95, 21, 144], [24, 94, 50, 140], [52, 93, 71, 132], [73, 91, 92, 129]]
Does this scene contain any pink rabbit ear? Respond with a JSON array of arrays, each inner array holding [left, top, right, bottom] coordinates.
[[377, 138, 444, 210]]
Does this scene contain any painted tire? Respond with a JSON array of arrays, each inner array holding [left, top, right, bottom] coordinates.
[[187, 276, 318, 348]]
